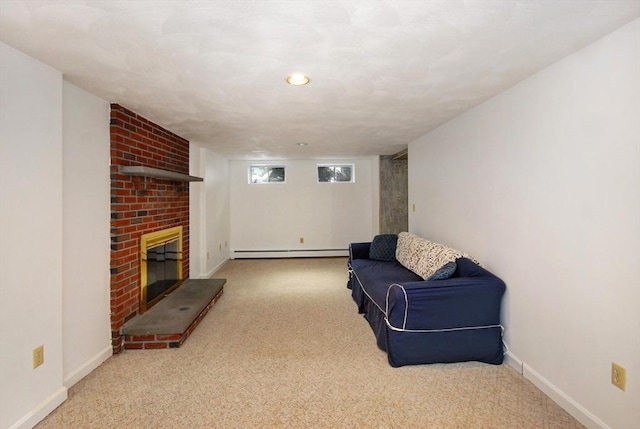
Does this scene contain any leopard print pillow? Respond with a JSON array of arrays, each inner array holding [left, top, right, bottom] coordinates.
[[396, 232, 475, 280]]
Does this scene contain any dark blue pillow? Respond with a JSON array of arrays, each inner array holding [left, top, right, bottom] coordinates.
[[369, 234, 398, 261], [426, 261, 457, 280]]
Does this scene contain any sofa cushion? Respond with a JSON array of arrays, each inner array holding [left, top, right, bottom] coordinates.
[[426, 261, 457, 280], [350, 258, 422, 309], [396, 232, 474, 280], [369, 234, 398, 261]]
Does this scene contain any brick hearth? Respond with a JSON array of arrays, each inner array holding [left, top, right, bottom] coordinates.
[[122, 279, 225, 349]]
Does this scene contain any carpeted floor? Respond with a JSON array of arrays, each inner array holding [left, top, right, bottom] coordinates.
[[36, 257, 585, 428]]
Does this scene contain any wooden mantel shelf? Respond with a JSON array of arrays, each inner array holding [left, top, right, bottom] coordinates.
[[119, 166, 203, 182]]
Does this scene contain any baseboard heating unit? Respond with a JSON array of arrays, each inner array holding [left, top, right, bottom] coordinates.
[[232, 249, 348, 259]]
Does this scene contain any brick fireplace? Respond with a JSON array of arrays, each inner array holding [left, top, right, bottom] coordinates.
[[110, 104, 191, 353]]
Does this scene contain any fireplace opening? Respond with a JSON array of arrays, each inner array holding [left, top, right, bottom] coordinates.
[[141, 226, 183, 313], [146, 240, 179, 303]]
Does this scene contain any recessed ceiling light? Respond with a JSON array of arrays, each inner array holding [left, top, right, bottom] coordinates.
[[297, 142, 308, 147], [286, 73, 310, 86]]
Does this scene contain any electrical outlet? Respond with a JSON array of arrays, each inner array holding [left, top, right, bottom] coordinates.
[[225, 241, 228, 248], [299, 237, 304, 244], [611, 362, 626, 391], [207, 251, 210, 260], [33, 345, 44, 369], [219, 243, 222, 251]]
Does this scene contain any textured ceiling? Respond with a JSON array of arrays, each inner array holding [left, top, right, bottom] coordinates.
[[1, 1, 638, 159]]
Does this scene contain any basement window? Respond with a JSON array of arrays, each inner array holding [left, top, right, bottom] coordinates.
[[249, 165, 286, 184], [317, 164, 354, 183]]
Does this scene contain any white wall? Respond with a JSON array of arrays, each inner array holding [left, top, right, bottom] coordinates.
[[62, 81, 112, 388], [190, 144, 230, 278], [0, 42, 67, 429], [229, 158, 378, 257], [189, 144, 203, 277], [408, 19, 639, 429], [203, 149, 230, 274]]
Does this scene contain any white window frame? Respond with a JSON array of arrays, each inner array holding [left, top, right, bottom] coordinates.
[[317, 163, 355, 183], [248, 165, 286, 184]]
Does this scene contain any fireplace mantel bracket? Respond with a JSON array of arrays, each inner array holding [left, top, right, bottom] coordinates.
[[119, 166, 203, 182]]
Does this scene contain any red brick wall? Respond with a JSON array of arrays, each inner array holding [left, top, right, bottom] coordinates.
[[110, 104, 190, 353]]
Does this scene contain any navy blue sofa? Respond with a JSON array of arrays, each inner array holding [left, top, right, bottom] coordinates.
[[347, 238, 506, 367]]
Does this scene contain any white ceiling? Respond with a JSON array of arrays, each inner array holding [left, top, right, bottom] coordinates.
[[1, 1, 638, 159]]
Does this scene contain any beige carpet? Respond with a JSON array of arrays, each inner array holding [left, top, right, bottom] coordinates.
[[37, 257, 584, 428]]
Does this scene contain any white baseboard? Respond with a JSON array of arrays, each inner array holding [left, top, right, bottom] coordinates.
[[232, 249, 348, 259], [504, 350, 523, 374], [506, 351, 610, 429], [191, 258, 229, 279], [64, 345, 112, 388], [203, 258, 229, 279], [9, 387, 67, 429]]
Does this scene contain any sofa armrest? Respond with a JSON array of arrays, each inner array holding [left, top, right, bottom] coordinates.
[[349, 242, 371, 261], [386, 277, 505, 332]]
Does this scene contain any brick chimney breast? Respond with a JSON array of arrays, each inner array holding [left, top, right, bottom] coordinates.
[[109, 104, 190, 354]]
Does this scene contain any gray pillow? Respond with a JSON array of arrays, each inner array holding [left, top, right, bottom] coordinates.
[[369, 234, 398, 261], [426, 261, 457, 280]]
